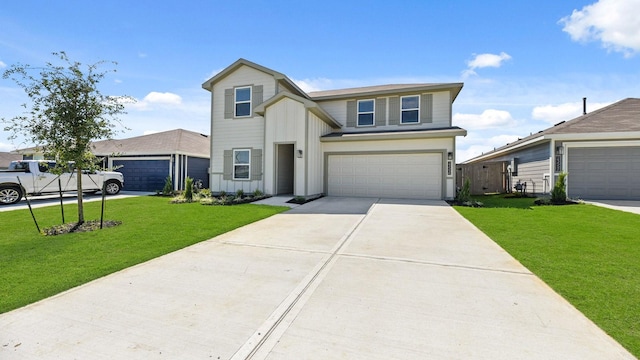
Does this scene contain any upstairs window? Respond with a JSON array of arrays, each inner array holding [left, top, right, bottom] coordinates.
[[233, 149, 250, 180], [357, 99, 375, 126], [235, 87, 252, 117], [401, 95, 419, 124]]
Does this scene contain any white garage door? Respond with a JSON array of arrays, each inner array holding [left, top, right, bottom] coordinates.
[[327, 153, 442, 199], [567, 146, 640, 200]]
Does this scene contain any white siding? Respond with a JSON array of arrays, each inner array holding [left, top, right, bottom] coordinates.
[[307, 113, 333, 195], [264, 98, 307, 195], [210, 65, 276, 193]]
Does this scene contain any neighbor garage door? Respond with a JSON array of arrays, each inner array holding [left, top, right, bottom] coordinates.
[[112, 159, 170, 192], [327, 153, 442, 199], [567, 146, 640, 200]]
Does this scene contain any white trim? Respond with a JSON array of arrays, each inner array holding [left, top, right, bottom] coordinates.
[[400, 95, 420, 124], [549, 131, 640, 141], [234, 86, 252, 118], [233, 148, 251, 180], [357, 99, 375, 127]]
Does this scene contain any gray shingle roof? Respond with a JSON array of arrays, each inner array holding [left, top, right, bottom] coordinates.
[[545, 97, 640, 134], [91, 129, 210, 158], [463, 98, 640, 163]]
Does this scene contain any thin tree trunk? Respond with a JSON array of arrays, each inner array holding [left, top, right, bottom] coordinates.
[[76, 167, 85, 224]]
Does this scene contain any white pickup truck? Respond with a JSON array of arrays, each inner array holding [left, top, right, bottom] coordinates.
[[0, 160, 124, 205]]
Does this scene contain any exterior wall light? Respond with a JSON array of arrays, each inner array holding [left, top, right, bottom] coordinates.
[[297, 149, 303, 158], [447, 152, 454, 160]]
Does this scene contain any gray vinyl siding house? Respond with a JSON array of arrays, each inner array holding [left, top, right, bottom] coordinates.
[[461, 98, 640, 200], [202, 58, 467, 200]]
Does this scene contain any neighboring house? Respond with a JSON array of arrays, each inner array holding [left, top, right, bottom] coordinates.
[[202, 58, 466, 200], [15, 129, 210, 192], [92, 129, 210, 192], [0, 152, 22, 169], [460, 98, 640, 200]]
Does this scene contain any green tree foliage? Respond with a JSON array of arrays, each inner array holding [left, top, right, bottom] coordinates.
[[2, 52, 132, 223]]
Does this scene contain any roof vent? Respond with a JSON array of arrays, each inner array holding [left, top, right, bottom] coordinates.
[[583, 97, 587, 115]]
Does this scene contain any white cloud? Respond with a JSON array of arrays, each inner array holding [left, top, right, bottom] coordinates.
[[138, 52, 147, 58], [292, 78, 335, 93], [456, 133, 521, 162], [532, 101, 611, 124], [463, 52, 512, 77], [453, 109, 516, 130], [0, 141, 16, 152], [129, 91, 183, 110], [0, 60, 6, 68], [560, 0, 640, 57], [143, 92, 182, 105]]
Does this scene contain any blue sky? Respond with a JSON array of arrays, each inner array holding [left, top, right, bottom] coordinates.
[[2, 0, 639, 161]]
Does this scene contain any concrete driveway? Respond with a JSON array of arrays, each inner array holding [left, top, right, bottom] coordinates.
[[0, 197, 634, 359]]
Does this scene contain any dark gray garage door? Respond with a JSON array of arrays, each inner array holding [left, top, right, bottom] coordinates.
[[567, 146, 640, 200], [113, 159, 170, 192]]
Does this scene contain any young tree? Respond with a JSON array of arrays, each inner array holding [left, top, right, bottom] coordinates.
[[2, 51, 132, 224]]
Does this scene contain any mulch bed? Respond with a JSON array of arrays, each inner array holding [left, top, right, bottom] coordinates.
[[43, 220, 122, 236]]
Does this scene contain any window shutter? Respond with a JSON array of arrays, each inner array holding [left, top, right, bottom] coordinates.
[[375, 98, 386, 127], [223, 150, 232, 180], [252, 85, 263, 113], [420, 94, 433, 123], [388, 96, 400, 125], [224, 89, 233, 119], [346, 100, 356, 127], [250, 149, 262, 181]]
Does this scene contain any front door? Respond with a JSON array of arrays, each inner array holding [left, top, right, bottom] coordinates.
[[276, 144, 294, 195]]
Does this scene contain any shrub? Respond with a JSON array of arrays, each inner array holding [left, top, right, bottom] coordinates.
[[551, 173, 567, 204], [253, 189, 263, 198], [184, 177, 194, 203], [236, 189, 244, 198], [162, 176, 173, 196], [199, 188, 212, 198], [456, 178, 472, 203]]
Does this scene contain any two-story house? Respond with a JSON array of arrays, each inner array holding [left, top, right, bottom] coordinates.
[[202, 58, 466, 200]]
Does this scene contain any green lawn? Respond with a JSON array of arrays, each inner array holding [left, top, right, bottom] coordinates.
[[0, 196, 288, 314], [454, 195, 640, 357]]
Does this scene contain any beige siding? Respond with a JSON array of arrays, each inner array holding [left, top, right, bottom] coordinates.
[[316, 91, 452, 133], [307, 112, 333, 195], [210, 65, 276, 193], [263, 98, 307, 195], [432, 92, 451, 128], [513, 159, 549, 194]]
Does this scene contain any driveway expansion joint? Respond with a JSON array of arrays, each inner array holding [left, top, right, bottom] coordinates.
[[229, 199, 379, 360], [338, 252, 534, 276]]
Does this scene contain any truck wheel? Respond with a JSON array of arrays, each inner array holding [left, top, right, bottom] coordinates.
[[104, 180, 122, 195], [0, 186, 23, 205]]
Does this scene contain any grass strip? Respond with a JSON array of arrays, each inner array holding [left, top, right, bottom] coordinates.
[[454, 196, 640, 357], [0, 196, 288, 313]]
